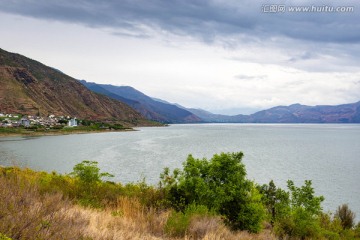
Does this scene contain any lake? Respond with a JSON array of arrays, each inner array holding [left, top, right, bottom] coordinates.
[[1, 124, 359, 218]]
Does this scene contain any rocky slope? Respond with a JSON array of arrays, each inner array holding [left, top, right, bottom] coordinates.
[[0, 48, 147, 125]]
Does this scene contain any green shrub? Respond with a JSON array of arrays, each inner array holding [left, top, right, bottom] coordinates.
[[259, 180, 290, 226], [165, 210, 191, 237], [122, 180, 165, 208], [68, 160, 115, 207], [161, 152, 266, 233], [0, 233, 12, 240], [165, 204, 212, 237], [69, 160, 113, 186], [51, 125, 64, 129], [319, 212, 342, 239], [265, 180, 325, 239], [354, 222, 360, 238]]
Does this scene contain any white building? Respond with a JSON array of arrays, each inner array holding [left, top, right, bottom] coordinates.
[[68, 118, 78, 127], [20, 118, 30, 127]]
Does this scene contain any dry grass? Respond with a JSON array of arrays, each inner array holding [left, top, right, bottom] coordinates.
[[75, 196, 169, 239], [0, 173, 88, 239], [89, 199, 276, 239], [186, 215, 276, 240], [0, 170, 276, 240], [70, 199, 276, 240]]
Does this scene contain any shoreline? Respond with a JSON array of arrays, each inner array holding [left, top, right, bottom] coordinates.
[[0, 128, 136, 138], [0, 122, 166, 138]]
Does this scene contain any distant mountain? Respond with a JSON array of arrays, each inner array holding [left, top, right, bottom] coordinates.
[[185, 108, 236, 123], [80, 80, 201, 123], [0, 48, 149, 126], [186, 102, 360, 123], [78, 81, 139, 106], [246, 102, 360, 123]]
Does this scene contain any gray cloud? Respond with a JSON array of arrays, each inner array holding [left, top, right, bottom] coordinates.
[[234, 74, 267, 80], [1, 0, 359, 44], [288, 51, 317, 63]]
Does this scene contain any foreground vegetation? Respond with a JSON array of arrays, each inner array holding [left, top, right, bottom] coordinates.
[[0, 152, 359, 239]]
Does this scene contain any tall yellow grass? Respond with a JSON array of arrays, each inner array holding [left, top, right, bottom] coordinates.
[[0, 173, 88, 239], [0, 169, 276, 240]]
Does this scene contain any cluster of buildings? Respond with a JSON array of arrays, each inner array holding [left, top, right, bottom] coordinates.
[[0, 113, 78, 128]]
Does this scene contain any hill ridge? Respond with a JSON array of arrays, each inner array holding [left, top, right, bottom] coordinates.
[[80, 80, 202, 123], [0, 48, 147, 126], [187, 101, 360, 123]]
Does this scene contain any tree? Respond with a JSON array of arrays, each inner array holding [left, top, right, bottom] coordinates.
[[57, 119, 68, 124], [69, 161, 114, 207], [287, 180, 324, 216], [272, 180, 325, 239], [160, 152, 265, 233], [259, 180, 290, 226], [69, 160, 113, 186], [335, 204, 356, 229]]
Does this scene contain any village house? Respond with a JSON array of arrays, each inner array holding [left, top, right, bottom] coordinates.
[[0, 113, 80, 128], [20, 117, 30, 127], [68, 117, 78, 127]]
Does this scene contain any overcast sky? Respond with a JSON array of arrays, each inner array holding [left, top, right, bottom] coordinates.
[[1, 0, 360, 114]]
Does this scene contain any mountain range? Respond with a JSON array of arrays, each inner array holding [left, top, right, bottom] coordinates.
[[1, 48, 359, 124], [80, 80, 201, 123], [79, 80, 360, 123], [186, 102, 360, 123]]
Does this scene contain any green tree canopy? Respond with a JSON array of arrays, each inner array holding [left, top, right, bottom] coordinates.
[[261, 179, 325, 239], [69, 160, 114, 185], [160, 152, 265, 233]]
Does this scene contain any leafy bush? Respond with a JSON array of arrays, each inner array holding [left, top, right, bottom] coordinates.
[[261, 180, 325, 239], [160, 152, 266, 233], [165, 204, 212, 237], [57, 119, 68, 124], [319, 212, 342, 239], [51, 125, 64, 129], [68, 160, 115, 207], [355, 222, 360, 238], [122, 179, 165, 208], [0, 233, 12, 240], [70, 160, 114, 185], [108, 123, 124, 130], [259, 180, 290, 226]]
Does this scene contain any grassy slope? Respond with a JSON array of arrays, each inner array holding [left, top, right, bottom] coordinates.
[[0, 166, 275, 240]]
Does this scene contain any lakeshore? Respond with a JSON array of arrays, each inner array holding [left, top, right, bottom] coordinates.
[[0, 126, 136, 137]]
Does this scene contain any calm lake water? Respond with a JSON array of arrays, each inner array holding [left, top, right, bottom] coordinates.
[[1, 124, 359, 217]]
